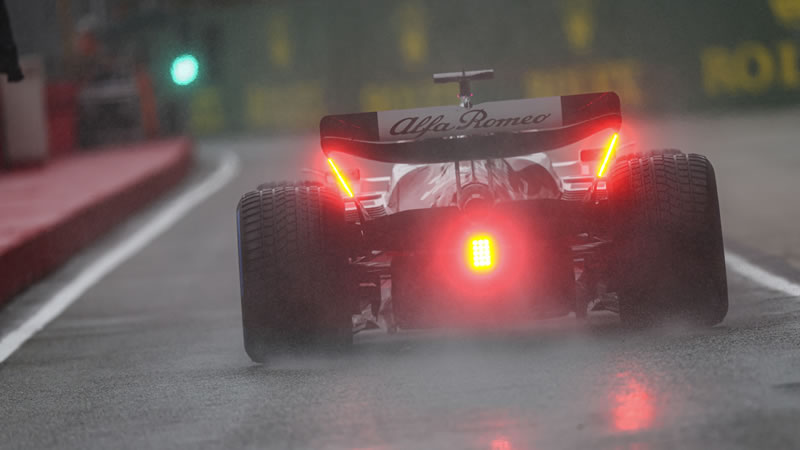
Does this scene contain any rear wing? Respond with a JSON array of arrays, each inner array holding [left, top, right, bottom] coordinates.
[[320, 92, 621, 164]]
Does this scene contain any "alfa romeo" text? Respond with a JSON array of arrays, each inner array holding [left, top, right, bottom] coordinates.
[[389, 109, 552, 139]]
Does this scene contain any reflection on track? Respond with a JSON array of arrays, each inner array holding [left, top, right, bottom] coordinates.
[[612, 370, 655, 432], [490, 437, 513, 450]]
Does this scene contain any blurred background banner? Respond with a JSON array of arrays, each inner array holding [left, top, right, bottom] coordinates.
[[10, 0, 800, 136]]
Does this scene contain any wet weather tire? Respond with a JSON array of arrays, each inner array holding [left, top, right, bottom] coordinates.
[[236, 184, 352, 363], [608, 151, 728, 327], [256, 180, 322, 191]]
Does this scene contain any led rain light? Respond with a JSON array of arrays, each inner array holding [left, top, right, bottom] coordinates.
[[469, 235, 495, 271], [327, 158, 354, 198], [596, 133, 619, 178]]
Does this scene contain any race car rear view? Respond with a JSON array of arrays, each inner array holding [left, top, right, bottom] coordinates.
[[236, 69, 728, 363]]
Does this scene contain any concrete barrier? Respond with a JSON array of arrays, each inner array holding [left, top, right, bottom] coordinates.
[[0, 137, 192, 305]]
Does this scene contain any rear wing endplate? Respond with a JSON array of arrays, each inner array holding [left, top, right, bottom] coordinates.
[[320, 92, 621, 164]]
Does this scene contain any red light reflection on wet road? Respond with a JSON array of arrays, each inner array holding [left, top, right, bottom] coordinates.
[[612, 371, 655, 432], [490, 437, 512, 450]]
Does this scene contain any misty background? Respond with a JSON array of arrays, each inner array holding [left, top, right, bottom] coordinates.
[[8, 0, 800, 136]]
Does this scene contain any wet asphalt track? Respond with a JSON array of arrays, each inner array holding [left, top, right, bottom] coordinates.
[[2, 110, 800, 449]]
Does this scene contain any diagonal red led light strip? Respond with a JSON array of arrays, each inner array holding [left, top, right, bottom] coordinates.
[[327, 158, 354, 197], [596, 133, 619, 178]]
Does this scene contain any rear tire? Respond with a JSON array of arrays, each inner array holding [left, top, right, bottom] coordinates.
[[236, 184, 352, 363], [256, 180, 322, 191], [608, 151, 728, 327]]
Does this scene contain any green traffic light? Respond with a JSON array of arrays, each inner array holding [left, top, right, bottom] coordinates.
[[170, 54, 199, 86]]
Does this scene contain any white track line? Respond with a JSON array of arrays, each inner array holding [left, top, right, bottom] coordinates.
[[725, 250, 800, 297], [0, 151, 241, 364]]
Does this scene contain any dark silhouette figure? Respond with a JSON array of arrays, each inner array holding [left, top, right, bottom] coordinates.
[[0, 0, 22, 82]]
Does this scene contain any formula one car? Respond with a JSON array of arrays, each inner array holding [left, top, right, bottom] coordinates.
[[236, 69, 728, 362]]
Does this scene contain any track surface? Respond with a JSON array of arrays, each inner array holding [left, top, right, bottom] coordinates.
[[2, 110, 800, 449]]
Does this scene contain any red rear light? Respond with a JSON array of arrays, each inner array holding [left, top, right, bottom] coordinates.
[[467, 234, 495, 272]]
